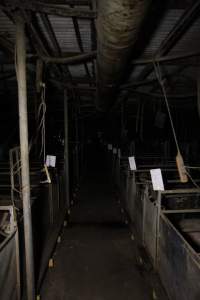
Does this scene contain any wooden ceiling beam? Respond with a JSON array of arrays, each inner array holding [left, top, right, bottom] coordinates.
[[0, 2, 96, 19], [34, 0, 91, 6], [71, 11, 91, 78], [38, 13, 73, 80], [42, 50, 96, 64], [137, 0, 200, 81]]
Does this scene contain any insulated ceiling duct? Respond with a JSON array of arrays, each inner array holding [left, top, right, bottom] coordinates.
[[96, 0, 151, 111]]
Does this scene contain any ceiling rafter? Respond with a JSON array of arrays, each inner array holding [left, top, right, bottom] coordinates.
[[42, 50, 96, 64], [0, 2, 96, 19], [40, 13, 61, 56], [131, 51, 200, 65], [0, 0, 96, 97], [38, 13, 72, 80], [71, 11, 91, 79], [4, 8, 66, 90], [137, 0, 200, 81], [89, 0, 96, 80], [34, 0, 91, 6]]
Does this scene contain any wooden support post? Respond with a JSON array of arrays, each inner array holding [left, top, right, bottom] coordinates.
[[16, 17, 35, 300], [64, 90, 70, 207]]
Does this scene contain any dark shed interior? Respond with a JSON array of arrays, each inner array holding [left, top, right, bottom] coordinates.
[[0, 1, 200, 300]]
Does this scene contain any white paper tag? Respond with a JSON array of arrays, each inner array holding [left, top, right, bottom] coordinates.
[[118, 149, 121, 158], [128, 156, 137, 171], [108, 144, 112, 150], [113, 148, 117, 154], [150, 169, 164, 191], [46, 155, 56, 167]]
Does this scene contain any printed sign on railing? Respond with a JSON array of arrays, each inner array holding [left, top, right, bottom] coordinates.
[[128, 156, 137, 171], [150, 168, 164, 191], [46, 155, 56, 167]]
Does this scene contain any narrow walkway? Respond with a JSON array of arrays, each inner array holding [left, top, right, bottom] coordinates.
[[41, 151, 167, 300]]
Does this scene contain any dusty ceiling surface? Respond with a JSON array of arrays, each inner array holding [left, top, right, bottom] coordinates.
[[0, 0, 199, 116]]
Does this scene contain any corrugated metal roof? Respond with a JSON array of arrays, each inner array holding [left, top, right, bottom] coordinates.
[[77, 19, 92, 52], [48, 15, 80, 52], [0, 4, 199, 104], [170, 17, 200, 55], [142, 9, 184, 58]]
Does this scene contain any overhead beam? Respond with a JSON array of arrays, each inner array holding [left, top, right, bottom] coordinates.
[[21, 11, 50, 57], [35, 0, 91, 5], [0, 2, 96, 19], [70, 6, 91, 78], [138, 0, 200, 80], [131, 50, 200, 65], [40, 13, 61, 56], [157, 1, 200, 55], [23, 11, 65, 80], [89, 1, 97, 79], [42, 50, 96, 64], [38, 13, 71, 78]]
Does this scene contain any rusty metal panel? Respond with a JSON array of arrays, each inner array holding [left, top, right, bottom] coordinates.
[[158, 213, 200, 300]]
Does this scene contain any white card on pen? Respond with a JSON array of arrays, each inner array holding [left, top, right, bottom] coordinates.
[[128, 156, 137, 171], [150, 169, 164, 191], [108, 144, 112, 150], [113, 148, 117, 154], [46, 155, 56, 167]]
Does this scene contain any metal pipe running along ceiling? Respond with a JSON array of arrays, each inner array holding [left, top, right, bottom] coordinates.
[[96, 0, 151, 111]]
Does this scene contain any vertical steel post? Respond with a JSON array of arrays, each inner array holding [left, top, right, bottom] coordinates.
[[16, 18, 35, 300], [64, 90, 70, 207]]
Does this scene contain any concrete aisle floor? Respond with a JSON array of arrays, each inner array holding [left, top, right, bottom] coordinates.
[[41, 152, 168, 300]]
